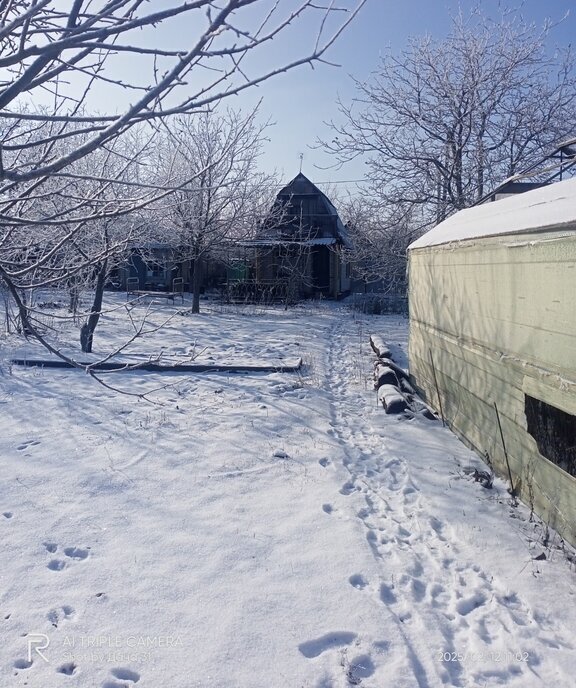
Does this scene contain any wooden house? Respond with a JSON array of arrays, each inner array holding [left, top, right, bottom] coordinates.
[[112, 244, 227, 294], [407, 178, 576, 546], [242, 173, 351, 301]]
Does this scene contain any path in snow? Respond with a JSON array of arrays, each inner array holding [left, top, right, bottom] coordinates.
[[1, 305, 575, 688], [299, 313, 576, 688]]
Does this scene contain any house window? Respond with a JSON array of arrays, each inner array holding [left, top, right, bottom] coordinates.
[[146, 263, 164, 278], [525, 395, 576, 477]]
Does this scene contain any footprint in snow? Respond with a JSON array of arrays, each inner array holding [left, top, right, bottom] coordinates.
[[298, 631, 358, 658], [395, 525, 412, 545], [456, 592, 487, 616], [2, 512, 13, 519], [406, 559, 424, 578], [13, 658, 33, 670], [379, 582, 397, 605], [102, 667, 141, 687], [430, 583, 446, 607], [347, 654, 376, 683], [17, 439, 41, 451], [47, 605, 75, 628], [348, 574, 368, 590], [429, 516, 446, 541], [112, 668, 140, 682], [339, 481, 357, 496], [356, 507, 370, 519], [57, 661, 77, 676], [411, 578, 427, 603], [46, 545, 89, 569], [64, 546, 90, 560], [402, 485, 419, 505], [318, 457, 331, 468]]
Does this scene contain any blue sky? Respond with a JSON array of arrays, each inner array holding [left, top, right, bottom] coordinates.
[[244, 0, 576, 194], [40, 1, 573, 197]]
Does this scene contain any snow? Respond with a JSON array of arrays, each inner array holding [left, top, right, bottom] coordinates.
[[1, 298, 575, 687], [409, 177, 576, 249], [239, 237, 338, 246], [373, 364, 399, 388], [369, 334, 391, 360], [377, 384, 408, 414]]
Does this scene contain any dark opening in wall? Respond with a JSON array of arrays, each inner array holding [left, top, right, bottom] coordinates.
[[525, 395, 576, 477]]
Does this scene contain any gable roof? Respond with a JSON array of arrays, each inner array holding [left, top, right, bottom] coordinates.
[[409, 177, 576, 250], [277, 172, 326, 198], [264, 172, 352, 248]]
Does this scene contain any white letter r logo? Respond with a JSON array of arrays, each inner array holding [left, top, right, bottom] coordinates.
[[27, 634, 50, 663]]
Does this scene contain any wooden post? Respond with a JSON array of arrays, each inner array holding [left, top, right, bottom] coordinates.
[[428, 348, 446, 426], [493, 401, 517, 496]]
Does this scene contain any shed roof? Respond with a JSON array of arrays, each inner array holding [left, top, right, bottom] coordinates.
[[409, 176, 576, 250]]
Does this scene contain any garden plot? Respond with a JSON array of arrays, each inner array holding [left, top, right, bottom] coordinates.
[[0, 300, 575, 688]]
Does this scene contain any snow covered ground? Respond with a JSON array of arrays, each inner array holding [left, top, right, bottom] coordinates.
[[0, 297, 575, 688]]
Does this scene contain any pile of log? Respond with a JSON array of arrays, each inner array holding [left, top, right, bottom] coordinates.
[[369, 334, 436, 420]]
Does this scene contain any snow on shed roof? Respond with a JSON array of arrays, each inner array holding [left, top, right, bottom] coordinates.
[[409, 176, 576, 250]]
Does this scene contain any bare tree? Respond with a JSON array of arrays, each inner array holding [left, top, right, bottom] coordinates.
[[0, 0, 366, 372], [0, 122, 152, 351], [338, 195, 413, 297], [0, 1, 365, 185], [323, 7, 576, 228], [151, 107, 270, 313]]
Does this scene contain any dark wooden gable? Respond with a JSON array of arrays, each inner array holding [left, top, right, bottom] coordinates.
[[263, 173, 343, 242]]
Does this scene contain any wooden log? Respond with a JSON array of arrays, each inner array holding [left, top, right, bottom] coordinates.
[[375, 356, 410, 381], [129, 290, 176, 301], [374, 364, 399, 389], [369, 334, 392, 359], [399, 376, 416, 396], [11, 357, 303, 373], [377, 384, 409, 414]]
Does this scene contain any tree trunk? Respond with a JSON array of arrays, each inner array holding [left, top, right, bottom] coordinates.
[[17, 290, 32, 336], [69, 285, 80, 314], [81, 259, 107, 353], [191, 254, 202, 314]]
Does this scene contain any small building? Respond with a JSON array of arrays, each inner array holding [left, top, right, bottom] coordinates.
[[242, 173, 352, 301], [407, 178, 576, 546], [117, 244, 179, 291], [483, 180, 548, 203], [112, 245, 227, 293]]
